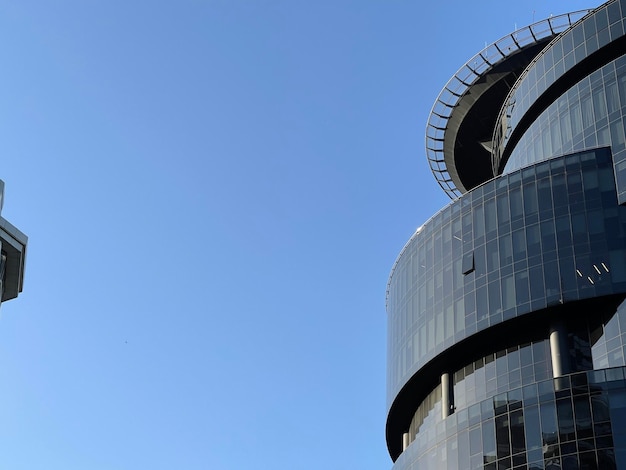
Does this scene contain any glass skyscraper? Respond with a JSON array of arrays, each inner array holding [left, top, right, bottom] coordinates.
[[386, 1, 626, 469]]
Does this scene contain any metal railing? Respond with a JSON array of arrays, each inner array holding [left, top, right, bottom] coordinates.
[[425, 10, 589, 199]]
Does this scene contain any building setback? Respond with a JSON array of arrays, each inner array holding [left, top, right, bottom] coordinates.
[[386, 1, 626, 469]]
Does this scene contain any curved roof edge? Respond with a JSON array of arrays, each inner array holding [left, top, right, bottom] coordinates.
[[491, 1, 617, 173], [425, 10, 589, 199]]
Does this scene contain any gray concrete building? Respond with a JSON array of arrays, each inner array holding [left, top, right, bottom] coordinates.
[[0, 181, 27, 305]]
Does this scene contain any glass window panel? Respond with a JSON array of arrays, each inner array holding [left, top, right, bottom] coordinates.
[[537, 179, 553, 211], [598, 125, 610, 146], [476, 285, 488, 323], [593, 85, 608, 118], [520, 343, 533, 365], [515, 270, 530, 304], [557, 398, 575, 442], [495, 414, 511, 459], [571, 102, 583, 136], [510, 187, 523, 220], [555, 214, 571, 240], [445, 304, 454, 339], [474, 205, 485, 238], [508, 347, 521, 371], [436, 312, 444, 344], [591, 393, 610, 422], [542, 127, 552, 156], [488, 280, 502, 317], [469, 425, 482, 456], [596, 6, 609, 30], [534, 132, 544, 163], [567, 171, 582, 193], [571, 213, 587, 245], [529, 265, 545, 301], [434, 232, 442, 262], [496, 351, 508, 377], [512, 229, 527, 260], [544, 259, 561, 302], [560, 108, 573, 146], [455, 299, 465, 333], [597, 448, 617, 468], [582, 94, 594, 129], [587, 210, 604, 235], [550, 118, 562, 155], [502, 274, 515, 310], [462, 212, 473, 243], [526, 224, 541, 256], [485, 198, 497, 235], [454, 258, 463, 290], [487, 239, 499, 271], [610, 250, 626, 283], [465, 290, 476, 321], [619, 74, 626, 108], [599, 167, 615, 191], [458, 429, 470, 467], [524, 405, 542, 451], [611, 118, 626, 148], [541, 220, 557, 252], [498, 196, 510, 225], [523, 183, 538, 216], [606, 79, 619, 114], [540, 401, 559, 447], [452, 218, 462, 239], [463, 251, 475, 275], [583, 170, 599, 191], [428, 318, 435, 352], [475, 244, 486, 276], [483, 418, 497, 463], [510, 409, 526, 455], [552, 174, 568, 207], [500, 233, 513, 265], [574, 395, 592, 434]]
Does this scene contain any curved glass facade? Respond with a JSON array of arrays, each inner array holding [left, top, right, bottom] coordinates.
[[387, 148, 626, 405], [395, 368, 626, 470], [492, 0, 626, 173], [593, 301, 626, 369], [387, 2, 626, 468], [504, 56, 626, 175], [407, 340, 554, 448]]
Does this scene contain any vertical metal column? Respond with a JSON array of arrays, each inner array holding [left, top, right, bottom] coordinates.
[[550, 321, 570, 378], [402, 433, 410, 452], [441, 372, 451, 419]]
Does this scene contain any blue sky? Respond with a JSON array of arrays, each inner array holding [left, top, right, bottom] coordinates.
[[0, 1, 593, 469]]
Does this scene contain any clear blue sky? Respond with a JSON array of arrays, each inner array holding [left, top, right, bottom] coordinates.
[[0, 2, 592, 469]]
